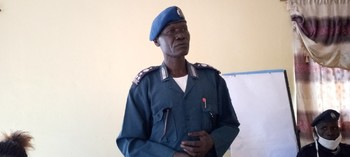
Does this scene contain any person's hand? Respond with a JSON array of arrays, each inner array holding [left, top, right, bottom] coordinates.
[[173, 152, 191, 157], [180, 131, 214, 157]]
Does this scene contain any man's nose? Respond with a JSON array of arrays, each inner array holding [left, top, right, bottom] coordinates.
[[326, 129, 339, 137], [174, 28, 188, 39], [175, 32, 186, 40]]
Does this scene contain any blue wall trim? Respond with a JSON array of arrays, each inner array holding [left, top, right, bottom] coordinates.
[[223, 69, 285, 76]]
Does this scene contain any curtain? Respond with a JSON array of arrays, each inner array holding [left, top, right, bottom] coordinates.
[[287, 0, 350, 146]]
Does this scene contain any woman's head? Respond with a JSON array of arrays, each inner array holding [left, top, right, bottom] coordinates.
[[0, 131, 33, 157]]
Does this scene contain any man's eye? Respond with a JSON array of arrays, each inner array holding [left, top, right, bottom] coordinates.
[[166, 29, 175, 34]]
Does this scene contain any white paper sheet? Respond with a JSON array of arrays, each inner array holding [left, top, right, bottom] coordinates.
[[223, 70, 298, 157]]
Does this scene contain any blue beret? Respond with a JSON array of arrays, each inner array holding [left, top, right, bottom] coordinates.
[[149, 6, 186, 41], [311, 109, 340, 127]]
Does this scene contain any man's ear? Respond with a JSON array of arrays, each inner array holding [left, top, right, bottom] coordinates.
[[154, 39, 160, 47]]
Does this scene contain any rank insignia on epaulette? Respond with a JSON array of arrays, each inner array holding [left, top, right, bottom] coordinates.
[[193, 63, 221, 74], [132, 66, 159, 85]]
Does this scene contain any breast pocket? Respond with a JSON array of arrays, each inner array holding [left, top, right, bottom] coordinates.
[[201, 98, 218, 133], [152, 107, 178, 144]]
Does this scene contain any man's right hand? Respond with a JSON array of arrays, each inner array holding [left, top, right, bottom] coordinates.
[[173, 152, 191, 157]]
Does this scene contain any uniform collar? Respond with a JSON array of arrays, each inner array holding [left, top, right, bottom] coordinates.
[[160, 61, 198, 81]]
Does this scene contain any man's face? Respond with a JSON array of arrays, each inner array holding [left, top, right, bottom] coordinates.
[[316, 121, 340, 140], [155, 21, 190, 58]]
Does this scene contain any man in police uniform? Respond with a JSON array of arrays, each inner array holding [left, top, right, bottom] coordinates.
[[297, 109, 350, 157], [117, 6, 240, 157]]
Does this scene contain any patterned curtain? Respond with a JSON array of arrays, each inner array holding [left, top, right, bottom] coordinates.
[[287, 0, 350, 147]]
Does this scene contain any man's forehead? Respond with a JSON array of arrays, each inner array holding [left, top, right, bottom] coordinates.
[[316, 120, 339, 127]]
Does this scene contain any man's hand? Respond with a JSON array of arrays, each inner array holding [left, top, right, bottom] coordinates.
[[173, 152, 191, 157], [180, 131, 214, 157]]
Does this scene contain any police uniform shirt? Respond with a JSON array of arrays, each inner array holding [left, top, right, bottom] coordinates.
[[117, 61, 240, 157]]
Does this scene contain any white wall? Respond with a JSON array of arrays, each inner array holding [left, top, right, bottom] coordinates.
[[0, 1, 293, 157]]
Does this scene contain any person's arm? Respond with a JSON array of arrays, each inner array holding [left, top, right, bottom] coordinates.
[[210, 75, 240, 156], [116, 84, 176, 157]]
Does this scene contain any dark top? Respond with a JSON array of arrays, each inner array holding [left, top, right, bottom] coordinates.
[[297, 142, 350, 157]]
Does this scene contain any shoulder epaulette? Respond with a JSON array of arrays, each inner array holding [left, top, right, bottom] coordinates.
[[132, 66, 160, 85], [193, 63, 221, 74]]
